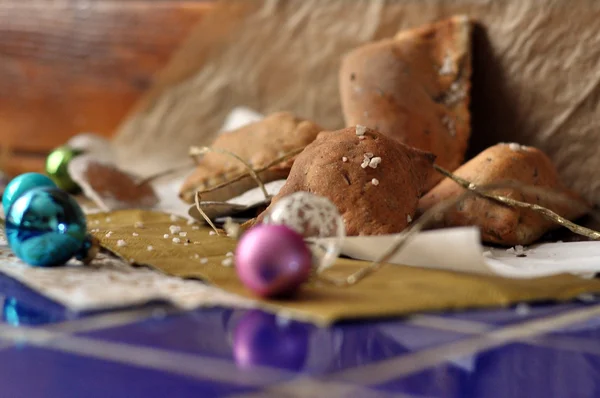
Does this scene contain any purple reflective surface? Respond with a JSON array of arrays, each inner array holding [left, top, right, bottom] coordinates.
[[0, 346, 253, 398], [0, 270, 600, 397]]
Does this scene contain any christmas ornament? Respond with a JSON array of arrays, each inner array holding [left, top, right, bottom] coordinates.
[[46, 146, 83, 192], [5, 187, 98, 267], [235, 224, 312, 298], [2, 172, 56, 212], [262, 192, 345, 271], [233, 310, 308, 371]]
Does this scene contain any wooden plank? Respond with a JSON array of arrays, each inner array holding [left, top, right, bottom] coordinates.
[[0, 0, 213, 174]]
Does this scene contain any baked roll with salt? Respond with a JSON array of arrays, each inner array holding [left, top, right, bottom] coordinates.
[[339, 15, 472, 190], [257, 126, 436, 236], [179, 112, 322, 203], [417, 143, 591, 246]]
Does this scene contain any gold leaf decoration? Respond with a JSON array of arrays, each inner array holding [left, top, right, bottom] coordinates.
[[89, 210, 600, 325]]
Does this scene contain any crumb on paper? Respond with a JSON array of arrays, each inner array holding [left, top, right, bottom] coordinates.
[[169, 225, 181, 234], [194, 254, 200, 259], [515, 303, 530, 316], [369, 157, 381, 168], [179, 232, 187, 237], [192, 226, 200, 230], [507, 245, 527, 257], [361, 158, 370, 169], [226, 252, 234, 257], [117, 240, 127, 247], [172, 237, 181, 244], [147, 245, 153, 251], [134, 222, 144, 228], [221, 258, 233, 267], [342, 157, 348, 162], [163, 234, 169, 239], [200, 258, 208, 264], [224, 217, 241, 238], [132, 232, 139, 237], [94, 220, 100, 225], [105, 231, 113, 238], [209, 231, 217, 236], [186, 219, 195, 225], [355, 125, 367, 136], [105, 217, 111, 222], [371, 178, 379, 186], [170, 214, 179, 222]]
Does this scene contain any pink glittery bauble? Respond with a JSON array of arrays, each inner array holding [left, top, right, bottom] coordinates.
[[235, 225, 312, 298]]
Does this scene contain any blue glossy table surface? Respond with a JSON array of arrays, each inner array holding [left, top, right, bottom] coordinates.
[[0, 271, 599, 398]]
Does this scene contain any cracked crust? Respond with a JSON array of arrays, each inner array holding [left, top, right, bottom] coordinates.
[[340, 15, 472, 191], [179, 112, 323, 203], [257, 126, 436, 236], [417, 143, 591, 246]]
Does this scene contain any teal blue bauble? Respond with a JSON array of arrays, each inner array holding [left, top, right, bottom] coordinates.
[[2, 173, 57, 212], [5, 187, 87, 267]]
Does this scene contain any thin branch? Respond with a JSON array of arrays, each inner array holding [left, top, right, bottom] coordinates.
[[195, 192, 221, 236], [433, 164, 600, 240], [192, 147, 305, 196], [189, 146, 269, 200]]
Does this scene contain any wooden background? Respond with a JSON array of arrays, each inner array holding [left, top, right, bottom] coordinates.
[[0, 0, 213, 176]]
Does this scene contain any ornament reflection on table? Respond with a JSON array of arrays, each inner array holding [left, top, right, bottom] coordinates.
[[3, 173, 99, 267], [232, 310, 309, 371], [2, 297, 65, 326]]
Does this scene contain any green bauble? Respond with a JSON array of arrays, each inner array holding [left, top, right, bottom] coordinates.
[[45, 146, 83, 192]]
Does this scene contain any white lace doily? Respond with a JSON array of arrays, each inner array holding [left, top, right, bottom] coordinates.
[[0, 241, 252, 312]]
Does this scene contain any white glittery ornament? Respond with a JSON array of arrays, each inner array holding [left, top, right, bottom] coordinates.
[[262, 192, 345, 271]]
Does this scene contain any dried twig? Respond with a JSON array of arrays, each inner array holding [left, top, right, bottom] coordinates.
[[433, 164, 600, 240], [193, 147, 305, 196], [195, 192, 222, 236], [189, 146, 269, 200]]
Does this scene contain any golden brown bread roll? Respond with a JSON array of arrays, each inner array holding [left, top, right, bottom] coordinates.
[[339, 15, 472, 190], [179, 111, 322, 203], [257, 126, 436, 236], [417, 143, 590, 246]]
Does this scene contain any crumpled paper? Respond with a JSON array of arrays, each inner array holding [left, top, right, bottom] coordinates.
[[114, 0, 600, 207], [338, 228, 600, 279]]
